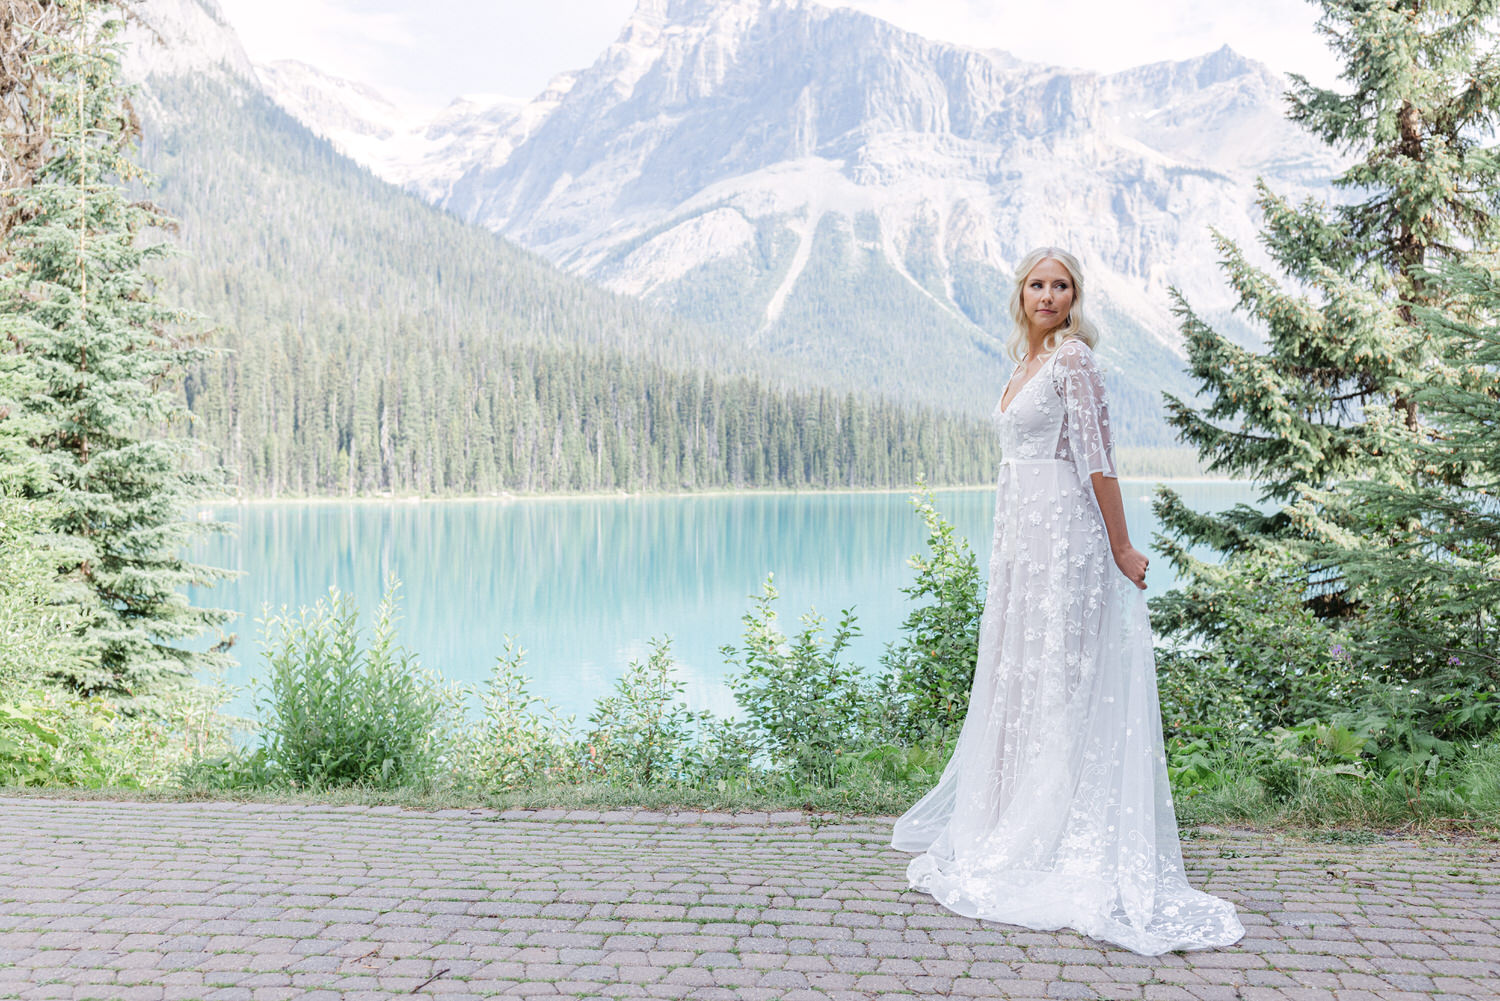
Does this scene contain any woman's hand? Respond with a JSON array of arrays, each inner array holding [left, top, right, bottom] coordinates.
[[1113, 544, 1148, 590], [1091, 474, 1147, 590]]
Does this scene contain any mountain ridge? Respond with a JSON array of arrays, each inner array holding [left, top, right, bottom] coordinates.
[[133, 0, 1347, 446], [247, 0, 1342, 438]]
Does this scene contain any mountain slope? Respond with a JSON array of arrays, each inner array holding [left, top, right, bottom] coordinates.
[[253, 59, 526, 204], [122, 0, 763, 378], [117, 0, 1006, 495], [256, 0, 1345, 443]]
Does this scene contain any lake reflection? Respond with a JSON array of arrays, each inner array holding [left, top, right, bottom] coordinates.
[[190, 480, 1259, 723]]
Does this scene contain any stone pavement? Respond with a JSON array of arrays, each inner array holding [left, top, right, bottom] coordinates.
[[0, 798, 1497, 1001]]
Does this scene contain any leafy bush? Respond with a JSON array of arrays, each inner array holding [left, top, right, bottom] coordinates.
[[1153, 553, 1358, 741], [474, 636, 585, 789], [721, 573, 871, 783], [837, 739, 955, 787], [583, 636, 714, 786], [1166, 664, 1500, 811], [1, 678, 237, 788], [254, 576, 460, 788], [876, 479, 984, 743]]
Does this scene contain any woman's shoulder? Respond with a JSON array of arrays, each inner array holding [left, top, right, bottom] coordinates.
[[1051, 336, 1098, 368]]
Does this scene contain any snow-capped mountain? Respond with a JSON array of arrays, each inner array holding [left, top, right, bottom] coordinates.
[[248, 0, 1343, 426], [123, 0, 1348, 434], [120, 0, 257, 97], [253, 60, 526, 203]]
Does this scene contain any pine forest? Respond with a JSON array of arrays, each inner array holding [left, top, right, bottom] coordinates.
[[142, 76, 1002, 497]]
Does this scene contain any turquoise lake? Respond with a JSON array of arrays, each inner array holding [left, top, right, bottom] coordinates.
[[189, 480, 1259, 724]]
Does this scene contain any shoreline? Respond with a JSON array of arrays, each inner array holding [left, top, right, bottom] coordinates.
[[197, 476, 1242, 507]]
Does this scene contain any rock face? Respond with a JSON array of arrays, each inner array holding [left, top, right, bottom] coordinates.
[[120, 0, 257, 97], [134, 0, 1345, 432], [249, 0, 1342, 427]]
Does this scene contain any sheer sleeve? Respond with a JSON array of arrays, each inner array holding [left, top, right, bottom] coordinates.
[[1052, 339, 1118, 479]]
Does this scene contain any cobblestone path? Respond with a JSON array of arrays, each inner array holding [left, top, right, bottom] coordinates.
[[1, 798, 1497, 1000]]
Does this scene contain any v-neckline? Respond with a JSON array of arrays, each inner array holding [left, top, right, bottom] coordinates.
[[999, 350, 1056, 415]]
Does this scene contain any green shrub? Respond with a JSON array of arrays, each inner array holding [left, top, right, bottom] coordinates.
[[0, 493, 240, 790], [1166, 667, 1500, 817], [583, 637, 714, 787], [876, 479, 984, 744], [1154, 554, 1358, 741], [678, 714, 760, 790], [254, 576, 460, 788], [721, 573, 871, 784], [1, 677, 237, 788], [473, 636, 585, 789], [838, 738, 955, 786]]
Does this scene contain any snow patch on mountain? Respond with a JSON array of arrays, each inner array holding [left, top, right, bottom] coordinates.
[[609, 207, 758, 297], [251, 60, 527, 203], [120, 0, 257, 99]]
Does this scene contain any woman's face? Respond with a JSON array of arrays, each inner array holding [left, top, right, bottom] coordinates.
[[1021, 258, 1075, 338]]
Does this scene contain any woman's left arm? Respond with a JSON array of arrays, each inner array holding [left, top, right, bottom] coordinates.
[[1055, 341, 1146, 590], [1092, 472, 1147, 590]]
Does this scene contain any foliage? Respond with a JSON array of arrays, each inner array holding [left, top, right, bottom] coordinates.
[[0, 1, 121, 227], [1154, 547, 1355, 738], [876, 477, 985, 744], [1170, 723, 1500, 830], [0, 673, 237, 788], [471, 637, 585, 789], [1153, 1, 1500, 793], [1166, 657, 1500, 811], [134, 76, 1001, 499], [0, 494, 87, 691], [1328, 258, 1500, 678], [1157, 0, 1500, 633], [720, 573, 872, 783], [582, 637, 716, 787], [0, 1, 234, 699], [253, 577, 461, 788]]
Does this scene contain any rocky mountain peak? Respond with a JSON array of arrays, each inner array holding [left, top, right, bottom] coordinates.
[[124, 0, 1349, 425], [256, 60, 407, 141], [121, 0, 258, 88]]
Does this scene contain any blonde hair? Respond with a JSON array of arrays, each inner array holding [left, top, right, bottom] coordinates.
[[1005, 246, 1100, 363]]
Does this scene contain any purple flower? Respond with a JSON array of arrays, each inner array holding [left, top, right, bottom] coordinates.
[[1447, 655, 1462, 667]]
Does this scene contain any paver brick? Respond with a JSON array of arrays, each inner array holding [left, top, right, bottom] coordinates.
[[1, 798, 1496, 1000]]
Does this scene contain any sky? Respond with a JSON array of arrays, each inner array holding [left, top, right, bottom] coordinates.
[[213, 0, 1345, 114]]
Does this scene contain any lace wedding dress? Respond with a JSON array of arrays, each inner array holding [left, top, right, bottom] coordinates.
[[890, 338, 1245, 955]]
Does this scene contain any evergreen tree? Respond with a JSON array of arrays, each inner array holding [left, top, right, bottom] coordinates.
[[0, 0, 233, 699], [1153, 0, 1500, 681], [1334, 258, 1500, 675]]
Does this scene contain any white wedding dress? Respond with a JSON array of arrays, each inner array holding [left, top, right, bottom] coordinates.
[[890, 337, 1245, 955]]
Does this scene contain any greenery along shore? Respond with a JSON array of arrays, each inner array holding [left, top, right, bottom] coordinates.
[[191, 458, 1228, 505], [2, 0, 1499, 831]]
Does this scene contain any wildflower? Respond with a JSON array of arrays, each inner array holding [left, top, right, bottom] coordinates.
[[1447, 655, 1462, 667]]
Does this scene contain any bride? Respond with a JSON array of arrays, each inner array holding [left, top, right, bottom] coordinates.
[[890, 247, 1245, 955]]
